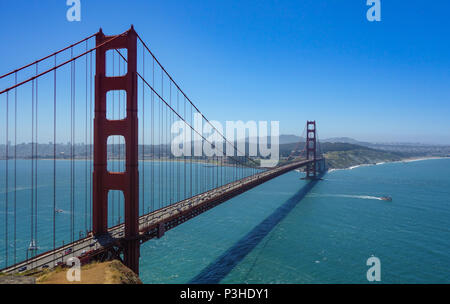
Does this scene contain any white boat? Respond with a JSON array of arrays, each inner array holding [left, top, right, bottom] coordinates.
[[28, 240, 38, 251]]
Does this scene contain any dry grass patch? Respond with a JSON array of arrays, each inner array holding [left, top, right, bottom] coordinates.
[[36, 260, 142, 284]]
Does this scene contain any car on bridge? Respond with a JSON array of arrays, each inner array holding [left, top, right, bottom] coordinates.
[[79, 249, 94, 265]]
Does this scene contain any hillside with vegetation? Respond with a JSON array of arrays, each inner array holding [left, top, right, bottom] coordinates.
[[279, 142, 405, 169], [323, 148, 403, 169]]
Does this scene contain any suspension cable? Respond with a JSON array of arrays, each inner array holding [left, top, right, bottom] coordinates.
[[0, 33, 97, 80], [0, 31, 128, 95], [113, 48, 260, 170], [120, 38, 261, 168]]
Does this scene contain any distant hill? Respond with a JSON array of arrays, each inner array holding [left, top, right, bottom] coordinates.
[[321, 137, 369, 145], [279, 142, 405, 169], [324, 148, 403, 169], [278, 134, 304, 145], [279, 142, 373, 158], [272, 135, 368, 145], [244, 135, 304, 145]]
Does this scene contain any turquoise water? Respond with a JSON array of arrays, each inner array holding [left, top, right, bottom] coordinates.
[[0, 160, 256, 267], [139, 159, 450, 283], [1, 158, 449, 283]]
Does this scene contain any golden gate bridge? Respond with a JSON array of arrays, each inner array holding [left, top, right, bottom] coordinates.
[[0, 26, 325, 274]]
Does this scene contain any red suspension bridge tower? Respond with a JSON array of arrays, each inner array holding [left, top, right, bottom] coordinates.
[[305, 121, 317, 179], [93, 27, 140, 273]]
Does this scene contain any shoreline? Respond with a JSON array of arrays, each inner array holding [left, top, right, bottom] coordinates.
[[327, 156, 450, 173]]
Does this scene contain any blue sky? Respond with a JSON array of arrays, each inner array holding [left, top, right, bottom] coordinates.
[[0, 1, 449, 144]]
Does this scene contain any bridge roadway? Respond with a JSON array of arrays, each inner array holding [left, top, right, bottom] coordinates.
[[2, 158, 321, 274]]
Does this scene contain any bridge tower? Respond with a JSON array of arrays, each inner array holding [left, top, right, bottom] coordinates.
[[305, 121, 317, 179], [93, 27, 140, 274]]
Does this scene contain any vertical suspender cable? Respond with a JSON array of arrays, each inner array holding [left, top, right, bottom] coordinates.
[[170, 83, 173, 205], [75, 55, 77, 242], [177, 90, 180, 202], [163, 72, 167, 206], [85, 41, 88, 233], [159, 73, 162, 210], [70, 50, 73, 246], [53, 55, 57, 262], [190, 104, 193, 198], [14, 72, 17, 265], [172, 82, 175, 205], [162, 70, 165, 207], [184, 96, 186, 201], [142, 43, 145, 216], [158, 73, 163, 208], [151, 58, 155, 212], [5, 91, 9, 267], [70, 48, 74, 247], [160, 70, 163, 207], [30, 78, 34, 261], [35, 63, 38, 253]]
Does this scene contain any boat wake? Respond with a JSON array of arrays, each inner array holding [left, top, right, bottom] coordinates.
[[307, 193, 384, 201]]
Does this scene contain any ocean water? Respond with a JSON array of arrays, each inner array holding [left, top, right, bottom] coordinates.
[[1, 159, 449, 283], [139, 159, 450, 283], [0, 159, 256, 267]]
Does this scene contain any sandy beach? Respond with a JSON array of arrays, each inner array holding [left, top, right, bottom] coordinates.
[[327, 156, 450, 173]]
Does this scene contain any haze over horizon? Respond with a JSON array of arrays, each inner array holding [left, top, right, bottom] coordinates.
[[1, 134, 448, 147]]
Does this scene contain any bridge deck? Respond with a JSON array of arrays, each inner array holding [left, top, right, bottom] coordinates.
[[1, 158, 321, 274]]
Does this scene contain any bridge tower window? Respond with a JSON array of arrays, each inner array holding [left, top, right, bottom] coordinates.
[[107, 135, 126, 173], [106, 90, 127, 120]]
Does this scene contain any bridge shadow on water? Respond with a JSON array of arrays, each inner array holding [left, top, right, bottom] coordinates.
[[189, 173, 324, 284]]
